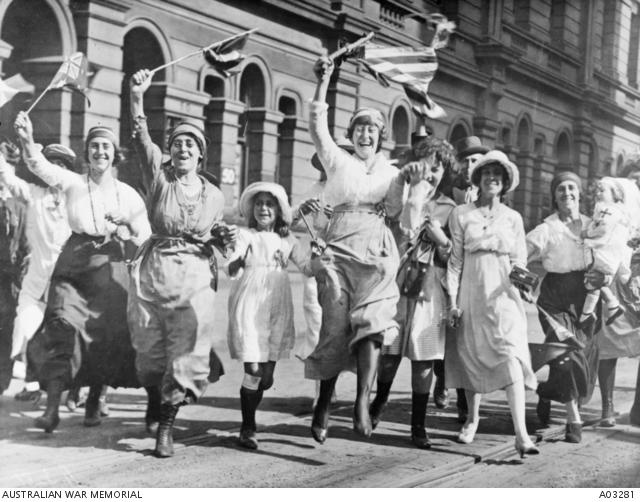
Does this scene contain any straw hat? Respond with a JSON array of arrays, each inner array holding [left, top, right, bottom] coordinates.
[[239, 181, 293, 225], [469, 150, 520, 192]]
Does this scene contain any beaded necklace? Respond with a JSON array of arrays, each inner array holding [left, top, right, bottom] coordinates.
[[87, 173, 121, 235]]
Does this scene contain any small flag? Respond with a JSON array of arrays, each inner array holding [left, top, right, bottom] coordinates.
[[357, 44, 446, 119], [5, 74, 34, 94], [48, 52, 90, 106], [204, 31, 250, 77], [0, 79, 23, 108]]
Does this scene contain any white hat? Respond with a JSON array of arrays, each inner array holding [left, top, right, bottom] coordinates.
[[239, 181, 293, 225], [469, 150, 520, 193]]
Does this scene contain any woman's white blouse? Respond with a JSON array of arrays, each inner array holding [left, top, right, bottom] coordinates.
[[526, 213, 591, 273], [309, 101, 398, 207], [26, 151, 151, 246]]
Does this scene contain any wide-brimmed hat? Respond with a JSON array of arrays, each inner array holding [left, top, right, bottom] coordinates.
[[469, 150, 519, 192], [311, 139, 355, 171], [455, 136, 489, 160], [239, 181, 293, 225]]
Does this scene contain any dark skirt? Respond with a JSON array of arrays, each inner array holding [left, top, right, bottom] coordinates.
[[27, 233, 139, 389], [536, 271, 599, 404], [0, 274, 17, 393]]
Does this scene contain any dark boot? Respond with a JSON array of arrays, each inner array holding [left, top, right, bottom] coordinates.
[[456, 388, 468, 424], [565, 422, 582, 443], [599, 358, 617, 427], [369, 380, 392, 430], [35, 379, 64, 433], [145, 386, 162, 434], [238, 387, 260, 450], [83, 384, 103, 427], [536, 398, 551, 427], [410, 392, 431, 449], [631, 362, 640, 427], [154, 403, 180, 458], [311, 376, 337, 444]]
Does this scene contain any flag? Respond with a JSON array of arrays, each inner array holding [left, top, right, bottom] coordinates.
[[358, 44, 446, 119], [203, 31, 250, 77], [5, 74, 34, 94], [48, 52, 90, 105], [0, 79, 23, 108]]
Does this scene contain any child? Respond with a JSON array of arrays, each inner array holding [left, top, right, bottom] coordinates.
[[227, 181, 311, 450], [580, 177, 632, 330]]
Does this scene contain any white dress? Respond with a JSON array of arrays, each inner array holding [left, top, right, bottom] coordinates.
[[227, 228, 309, 362], [445, 202, 537, 393]]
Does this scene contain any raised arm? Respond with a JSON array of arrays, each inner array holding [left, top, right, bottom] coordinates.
[[308, 57, 350, 174], [14, 111, 77, 191], [129, 69, 163, 190]]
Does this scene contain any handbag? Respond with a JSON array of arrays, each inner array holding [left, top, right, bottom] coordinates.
[[397, 231, 436, 300]]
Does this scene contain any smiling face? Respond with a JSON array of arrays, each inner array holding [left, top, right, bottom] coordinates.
[[351, 123, 380, 161], [253, 192, 280, 231], [423, 155, 445, 191], [554, 180, 580, 213], [87, 138, 115, 174], [478, 163, 506, 198], [170, 133, 202, 174]]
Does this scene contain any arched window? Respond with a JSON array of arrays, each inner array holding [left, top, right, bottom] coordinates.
[[277, 95, 297, 193], [391, 106, 410, 156], [555, 132, 572, 169], [516, 118, 530, 152], [0, 0, 63, 138], [238, 64, 266, 189], [120, 27, 166, 147]]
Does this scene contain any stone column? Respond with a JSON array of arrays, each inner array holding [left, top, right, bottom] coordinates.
[[204, 97, 245, 211], [71, 0, 133, 153], [244, 108, 284, 186]]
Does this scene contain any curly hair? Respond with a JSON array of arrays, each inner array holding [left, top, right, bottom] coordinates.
[[397, 137, 457, 193]]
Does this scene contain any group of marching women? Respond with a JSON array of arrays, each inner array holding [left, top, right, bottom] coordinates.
[[2, 54, 640, 460]]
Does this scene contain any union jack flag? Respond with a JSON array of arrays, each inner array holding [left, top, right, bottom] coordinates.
[[50, 52, 89, 91], [358, 44, 445, 119], [204, 31, 250, 77]]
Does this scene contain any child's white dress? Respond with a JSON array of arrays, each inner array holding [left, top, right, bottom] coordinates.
[[584, 201, 631, 282], [227, 228, 309, 362]]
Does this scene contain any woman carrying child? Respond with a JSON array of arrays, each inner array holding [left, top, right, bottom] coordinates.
[[227, 181, 311, 450]]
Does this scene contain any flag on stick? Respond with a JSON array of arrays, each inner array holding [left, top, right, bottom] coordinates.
[[0, 78, 25, 108], [203, 30, 251, 77], [26, 52, 90, 114], [150, 28, 258, 77], [357, 44, 445, 119]]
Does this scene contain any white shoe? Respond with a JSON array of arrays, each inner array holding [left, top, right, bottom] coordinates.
[[457, 421, 479, 444]]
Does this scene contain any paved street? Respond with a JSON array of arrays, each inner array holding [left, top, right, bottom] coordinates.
[[1, 271, 639, 488]]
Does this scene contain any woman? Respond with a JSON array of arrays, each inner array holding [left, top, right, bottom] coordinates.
[[446, 150, 539, 457], [369, 137, 457, 448], [526, 171, 600, 443], [128, 70, 236, 458], [305, 56, 400, 441], [591, 177, 640, 427], [14, 111, 151, 433], [0, 140, 29, 396], [2, 144, 74, 403]]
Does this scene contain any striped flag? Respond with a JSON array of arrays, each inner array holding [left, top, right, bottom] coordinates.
[[358, 44, 445, 119]]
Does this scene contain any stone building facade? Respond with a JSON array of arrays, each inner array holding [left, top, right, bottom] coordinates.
[[0, 0, 639, 228]]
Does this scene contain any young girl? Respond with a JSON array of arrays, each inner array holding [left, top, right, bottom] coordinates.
[[580, 177, 633, 330], [227, 181, 311, 450]]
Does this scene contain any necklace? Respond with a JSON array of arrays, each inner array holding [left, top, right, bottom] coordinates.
[[87, 174, 121, 234], [477, 202, 497, 231]]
